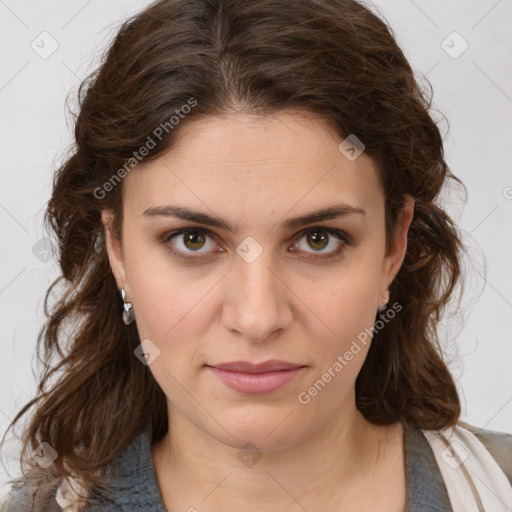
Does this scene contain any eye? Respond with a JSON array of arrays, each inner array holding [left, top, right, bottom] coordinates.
[[290, 227, 350, 260], [161, 226, 351, 262], [163, 228, 218, 259]]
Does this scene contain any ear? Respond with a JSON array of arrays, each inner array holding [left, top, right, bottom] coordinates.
[[379, 194, 415, 302], [101, 209, 128, 294]]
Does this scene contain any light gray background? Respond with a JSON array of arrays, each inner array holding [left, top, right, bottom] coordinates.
[[1, 0, 511, 488]]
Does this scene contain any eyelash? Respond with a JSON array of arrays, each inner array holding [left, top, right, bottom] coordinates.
[[161, 227, 352, 263]]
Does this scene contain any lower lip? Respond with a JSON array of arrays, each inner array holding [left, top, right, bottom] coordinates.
[[206, 366, 304, 394]]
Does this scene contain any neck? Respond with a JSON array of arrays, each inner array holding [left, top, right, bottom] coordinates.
[[152, 393, 404, 511]]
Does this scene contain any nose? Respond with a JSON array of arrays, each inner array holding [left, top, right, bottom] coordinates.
[[222, 252, 294, 343]]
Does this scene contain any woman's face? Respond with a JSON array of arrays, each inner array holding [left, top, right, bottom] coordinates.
[[103, 110, 413, 451]]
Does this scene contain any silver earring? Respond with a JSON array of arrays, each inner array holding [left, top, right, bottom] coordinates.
[[377, 290, 390, 313], [121, 288, 135, 325]]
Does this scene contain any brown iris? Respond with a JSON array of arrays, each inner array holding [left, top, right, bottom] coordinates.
[[307, 230, 329, 251], [184, 231, 206, 251]]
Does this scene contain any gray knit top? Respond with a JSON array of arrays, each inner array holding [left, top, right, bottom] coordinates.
[[2, 423, 511, 511]]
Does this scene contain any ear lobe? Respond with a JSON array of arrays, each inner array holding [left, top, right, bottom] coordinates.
[[101, 209, 127, 292]]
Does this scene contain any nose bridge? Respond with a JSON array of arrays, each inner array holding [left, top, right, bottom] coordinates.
[[223, 246, 292, 342], [239, 251, 278, 301]]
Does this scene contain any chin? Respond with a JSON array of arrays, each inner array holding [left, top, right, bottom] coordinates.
[[219, 430, 301, 454], [206, 411, 309, 453]]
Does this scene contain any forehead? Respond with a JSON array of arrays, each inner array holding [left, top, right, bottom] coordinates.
[[123, 110, 383, 222]]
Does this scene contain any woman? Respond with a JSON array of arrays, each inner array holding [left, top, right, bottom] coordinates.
[[1, 0, 511, 510]]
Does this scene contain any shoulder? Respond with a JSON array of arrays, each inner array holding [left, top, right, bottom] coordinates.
[[458, 420, 512, 485], [1, 467, 115, 512], [1, 428, 161, 512], [0, 468, 62, 512]]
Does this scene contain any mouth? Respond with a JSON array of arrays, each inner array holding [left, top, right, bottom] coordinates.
[[205, 360, 307, 394], [207, 359, 305, 372]]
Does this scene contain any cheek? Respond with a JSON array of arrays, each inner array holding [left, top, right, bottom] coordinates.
[[129, 277, 209, 350], [124, 260, 218, 385], [301, 264, 380, 344], [121, 235, 209, 337], [295, 272, 379, 411]]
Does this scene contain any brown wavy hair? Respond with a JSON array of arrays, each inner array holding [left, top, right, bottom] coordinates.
[[1, 0, 467, 506]]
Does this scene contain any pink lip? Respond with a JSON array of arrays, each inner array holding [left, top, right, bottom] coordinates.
[[206, 360, 306, 394]]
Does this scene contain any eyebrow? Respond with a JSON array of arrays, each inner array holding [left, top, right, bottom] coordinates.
[[142, 203, 366, 232]]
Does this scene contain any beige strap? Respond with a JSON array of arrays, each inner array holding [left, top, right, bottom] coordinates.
[[422, 424, 512, 511], [55, 475, 90, 511]]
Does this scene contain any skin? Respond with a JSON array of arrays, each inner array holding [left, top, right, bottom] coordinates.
[[102, 109, 414, 511]]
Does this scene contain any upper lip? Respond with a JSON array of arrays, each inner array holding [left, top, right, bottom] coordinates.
[[207, 360, 305, 373]]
